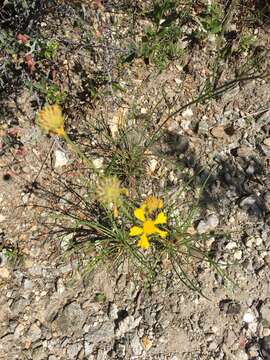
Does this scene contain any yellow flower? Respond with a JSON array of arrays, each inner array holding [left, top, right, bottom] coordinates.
[[130, 198, 168, 250], [96, 176, 128, 217], [141, 196, 163, 215], [36, 104, 66, 137]]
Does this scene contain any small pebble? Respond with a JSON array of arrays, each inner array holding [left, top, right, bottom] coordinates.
[[92, 158, 103, 169], [54, 149, 69, 168], [23, 279, 33, 290], [225, 242, 237, 250], [175, 78, 182, 84], [141, 335, 153, 350], [263, 328, 270, 337], [237, 145, 254, 157], [0, 267, 10, 279], [197, 214, 219, 234], [198, 117, 209, 135], [210, 126, 226, 138], [260, 336, 270, 359], [246, 238, 254, 248], [264, 255, 270, 266], [208, 214, 219, 227], [246, 164, 255, 175], [260, 301, 270, 323], [243, 311, 255, 324], [263, 138, 270, 147], [141, 108, 147, 114], [148, 158, 158, 173], [56, 278, 65, 294], [180, 119, 192, 131], [182, 108, 193, 118], [261, 144, 270, 156], [234, 250, 242, 260], [240, 195, 256, 208], [234, 350, 248, 360], [130, 334, 143, 356]]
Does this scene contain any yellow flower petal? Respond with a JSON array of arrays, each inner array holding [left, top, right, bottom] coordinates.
[[129, 226, 143, 236], [137, 234, 150, 249], [156, 229, 168, 239], [134, 207, 145, 222], [154, 212, 167, 225]]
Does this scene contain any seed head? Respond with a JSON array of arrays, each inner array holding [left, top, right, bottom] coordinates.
[[36, 104, 66, 137]]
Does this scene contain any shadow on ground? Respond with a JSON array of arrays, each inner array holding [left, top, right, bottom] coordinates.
[[162, 130, 269, 219]]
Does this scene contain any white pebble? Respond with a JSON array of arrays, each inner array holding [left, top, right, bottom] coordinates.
[[148, 158, 158, 173], [141, 108, 147, 114], [243, 311, 254, 324], [234, 250, 242, 260], [246, 238, 254, 248], [54, 149, 69, 168], [182, 108, 193, 118], [92, 158, 103, 169], [225, 242, 237, 250], [207, 214, 219, 228], [263, 328, 270, 336]]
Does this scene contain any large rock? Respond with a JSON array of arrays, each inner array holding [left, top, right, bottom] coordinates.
[[54, 302, 86, 336]]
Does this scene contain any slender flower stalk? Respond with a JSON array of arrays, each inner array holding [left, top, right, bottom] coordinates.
[[62, 132, 96, 171]]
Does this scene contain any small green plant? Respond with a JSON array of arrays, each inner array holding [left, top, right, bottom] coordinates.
[[94, 292, 106, 302], [40, 40, 59, 60], [147, 0, 179, 26], [239, 34, 257, 53], [138, 24, 183, 70], [1, 247, 23, 267], [200, 4, 223, 34], [27, 79, 67, 104], [124, 0, 183, 70]]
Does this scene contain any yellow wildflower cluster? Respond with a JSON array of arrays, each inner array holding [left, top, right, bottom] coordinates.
[[130, 196, 168, 250]]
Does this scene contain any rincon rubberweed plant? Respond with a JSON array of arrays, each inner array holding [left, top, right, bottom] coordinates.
[[130, 196, 168, 249]]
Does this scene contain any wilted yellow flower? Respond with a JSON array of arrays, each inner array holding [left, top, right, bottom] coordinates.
[[96, 176, 128, 217], [130, 197, 168, 250], [36, 104, 66, 137], [141, 196, 163, 215]]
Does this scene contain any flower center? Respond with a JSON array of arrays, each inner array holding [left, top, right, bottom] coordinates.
[[143, 220, 156, 235]]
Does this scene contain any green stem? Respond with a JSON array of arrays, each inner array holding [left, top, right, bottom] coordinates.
[[63, 133, 99, 174]]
